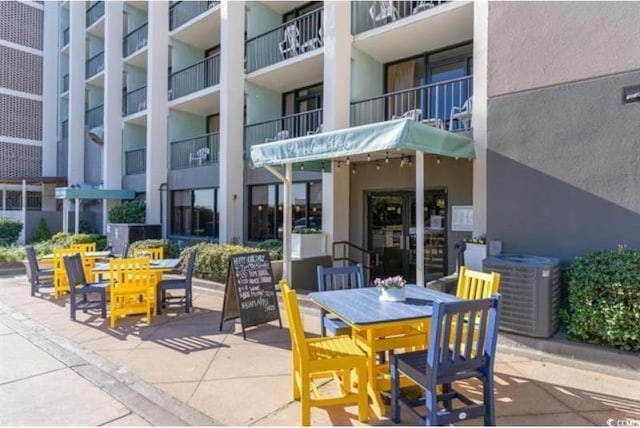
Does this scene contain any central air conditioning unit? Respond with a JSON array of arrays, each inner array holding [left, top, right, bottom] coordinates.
[[483, 254, 561, 338]]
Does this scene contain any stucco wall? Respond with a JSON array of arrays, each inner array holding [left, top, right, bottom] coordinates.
[[349, 155, 473, 274], [488, 1, 640, 97]]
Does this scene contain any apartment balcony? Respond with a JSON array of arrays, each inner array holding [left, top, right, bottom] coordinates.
[[62, 27, 69, 48], [168, 54, 220, 115], [169, 1, 221, 49], [350, 75, 472, 132], [123, 22, 148, 59], [57, 138, 68, 177], [244, 109, 323, 157], [352, 1, 472, 63], [123, 86, 147, 124], [125, 148, 146, 175], [86, 104, 104, 129], [245, 7, 324, 93], [86, 1, 105, 36], [61, 74, 69, 95], [170, 132, 219, 170], [86, 51, 104, 85]]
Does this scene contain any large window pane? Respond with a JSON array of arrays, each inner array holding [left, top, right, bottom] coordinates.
[[171, 190, 191, 235], [192, 189, 215, 237], [309, 181, 322, 229]]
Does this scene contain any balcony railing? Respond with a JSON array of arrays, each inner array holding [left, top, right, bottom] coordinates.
[[123, 86, 147, 116], [62, 27, 69, 47], [85, 104, 103, 129], [125, 148, 146, 175], [168, 54, 220, 100], [123, 22, 148, 57], [170, 132, 219, 170], [245, 7, 323, 73], [61, 120, 68, 139], [86, 51, 104, 79], [58, 121, 68, 176], [350, 75, 473, 131], [86, 1, 104, 28], [169, 1, 219, 31], [62, 74, 69, 93], [244, 109, 323, 157], [352, 0, 448, 35]]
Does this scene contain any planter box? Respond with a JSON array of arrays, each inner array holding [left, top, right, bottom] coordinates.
[[464, 243, 487, 271], [291, 233, 327, 260]]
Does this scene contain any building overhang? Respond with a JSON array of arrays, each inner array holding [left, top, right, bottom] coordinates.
[[54, 187, 136, 200]]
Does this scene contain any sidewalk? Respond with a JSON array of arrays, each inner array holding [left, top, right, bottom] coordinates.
[[1, 272, 639, 426]]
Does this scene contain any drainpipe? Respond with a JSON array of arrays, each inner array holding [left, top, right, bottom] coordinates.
[[158, 182, 167, 238]]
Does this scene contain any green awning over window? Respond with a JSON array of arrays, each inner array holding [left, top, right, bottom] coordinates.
[[250, 118, 475, 168], [55, 187, 136, 200]]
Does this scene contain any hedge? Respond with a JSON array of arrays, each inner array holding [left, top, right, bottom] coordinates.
[[562, 247, 640, 352], [129, 239, 180, 258], [108, 199, 145, 224], [0, 217, 23, 246], [180, 242, 262, 282], [50, 232, 107, 251]]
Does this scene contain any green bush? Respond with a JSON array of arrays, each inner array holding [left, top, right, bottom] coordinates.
[[129, 239, 180, 258], [0, 217, 23, 246], [562, 247, 640, 352], [31, 218, 52, 243], [50, 232, 107, 251], [0, 245, 24, 262], [108, 199, 146, 224], [180, 242, 261, 282], [256, 239, 283, 261]]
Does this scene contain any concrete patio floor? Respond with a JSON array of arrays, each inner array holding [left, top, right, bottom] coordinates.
[[1, 272, 639, 426]]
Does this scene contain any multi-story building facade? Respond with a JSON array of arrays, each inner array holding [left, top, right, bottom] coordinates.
[[42, 1, 640, 281]]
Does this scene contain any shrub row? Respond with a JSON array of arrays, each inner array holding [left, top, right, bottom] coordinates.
[[0, 217, 23, 246], [51, 232, 107, 251], [563, 247, 640, 352], [129, 239, 180, 258]]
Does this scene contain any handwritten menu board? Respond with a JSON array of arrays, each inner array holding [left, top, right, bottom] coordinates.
[[218, 252, 281, 339]]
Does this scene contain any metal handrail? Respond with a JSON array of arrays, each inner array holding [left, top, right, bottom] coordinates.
[[170, 132, 219, 170], [168, 53, 220, 100], [62, 74, 69, 93], [246, 107, 323, 128], [85, 51, 104, 78], [62, 27, 69, 46], [123, 86, 147, 116], [355, 75, 472, 104], [86, 1, 104, 27], [85, 104, 104, 128], [351, 0, 448, 35], [169, 1, 219, 31], [332, 240, 376, 284], [123, 22, 148, 57], [125, 148, 146, 175]]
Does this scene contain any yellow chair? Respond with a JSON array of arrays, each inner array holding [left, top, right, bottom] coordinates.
[[456, 266, 501, 299], [132, 247, 163, 260], [280, 280, 369, 426], [53, 248, 80, 298], [70, 243, 97, 281], [108, 258, 156, 328]]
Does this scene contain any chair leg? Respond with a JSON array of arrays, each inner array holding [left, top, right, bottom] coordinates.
[[483, 374, 496, 426], [425, 382, 438, 426], [390, 355, 400, 423], [185, 288, 191, 313], [442, 382, 453, 411], [100, 290, 107, 319], [357, 364, 369, 423], [300, 374, 311, 426], [156, 285, 162, 315], [70, 295, 76, 321]]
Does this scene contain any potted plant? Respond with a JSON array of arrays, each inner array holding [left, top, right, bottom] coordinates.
[[375, 275, 407, 302], [291, 228, 326, 259], [464, 234, 487, 271]]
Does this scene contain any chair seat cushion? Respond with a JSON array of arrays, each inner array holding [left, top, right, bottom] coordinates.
[[80, 281, 109, 293], [38, 268, 54, 276], [158, 279, 186, 290], [323, 316, 351, 336], [308, 336, 366, 361]]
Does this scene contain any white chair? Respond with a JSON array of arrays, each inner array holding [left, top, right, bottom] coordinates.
[[413, 0, 435, 14], [306, 124, 323, 136], [279, 24, 300, 59], [449, 96, 473, 131], [392, 109, 422, 122], [265, 130, 289, 143], [369, 0, 399, 25], [189, 147, 210, 167], [299, 27, 322, 53]]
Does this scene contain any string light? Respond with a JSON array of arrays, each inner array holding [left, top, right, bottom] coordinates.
[[408, 156, 412, 167], [367, 153, 371, 162], [346, 157, 350, 165], [400, 156, 405, 167], [336, 161, 341, 169], [320, 162, 325, 173], [351, 165, 356, 175], [376, 161, 380, 171], [385, 151, 389, 163], [300, 163, 304, 171], [436, 156, 441, 165]]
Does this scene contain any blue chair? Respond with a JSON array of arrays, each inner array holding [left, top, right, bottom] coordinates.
[[391, 295, 502, 426], [316, 264, 365, 336], [25, 246, 53, 296], [63, 254, 109, 321]]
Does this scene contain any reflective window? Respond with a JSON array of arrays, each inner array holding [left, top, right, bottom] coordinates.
[[170, 188, 218, 237]]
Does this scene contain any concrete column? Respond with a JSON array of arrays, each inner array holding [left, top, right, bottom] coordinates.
[[218, 0, 245, 244], [1, 184, 5, 211], [322, 1, 352, 247], [416, 151, 425, 286], [68, 1, 86, 185], [74, 198, 80, 233], [102, 1, 124, 233], [145, 2, 169, 231], [472, 1, 489, 236], [42, 2, 59, 177], [62, 199, 69, 233], [20, 180, 27, 245]]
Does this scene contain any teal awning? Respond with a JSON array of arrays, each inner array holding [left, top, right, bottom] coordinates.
[[250, 118, 475, 168], [55, 187, 136, 200]]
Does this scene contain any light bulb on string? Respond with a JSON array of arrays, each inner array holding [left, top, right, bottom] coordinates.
[[376, 161, 380, 171], [336, 161, 341, 169], [300, 163, 304, 171], [400, 156, 405, 168], [320, 162, 325, 173], [346, 157, 350, 165], [385, 151, 389, 163], [352, 165, 356, 175], [408, 156, 412, 167], [367, 153, 371, 162], [436, 156, 441, 165]]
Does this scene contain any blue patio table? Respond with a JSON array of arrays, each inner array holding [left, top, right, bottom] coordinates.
[[309, 284, 460, 416]]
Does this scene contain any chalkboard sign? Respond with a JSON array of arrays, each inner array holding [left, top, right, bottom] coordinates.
[[218, 251, 282, 339]]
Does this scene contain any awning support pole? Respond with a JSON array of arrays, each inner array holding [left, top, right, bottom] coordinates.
[[416, 151, 425, 286], [264, 165, 292, 283], [62, 199, 69, 233], [74, 198, 80, 234], [21, 179, 27, 245]]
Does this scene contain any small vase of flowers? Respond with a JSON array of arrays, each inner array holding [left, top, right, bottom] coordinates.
[[375, 275, 407, 302]]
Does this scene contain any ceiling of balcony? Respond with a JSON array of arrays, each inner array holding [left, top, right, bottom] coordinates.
[[353, 2, 474, 64], [246, 50, 324, 93], [168, 86, 220, 116], [170, 7, 221, 50], [262, 1, 308, 15], [127, 1, 147, 12]]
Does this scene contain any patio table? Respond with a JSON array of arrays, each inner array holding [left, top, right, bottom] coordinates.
[[309, 284, 460, 416], [41, 251, 112, 260], [92, 258, 181, 277]]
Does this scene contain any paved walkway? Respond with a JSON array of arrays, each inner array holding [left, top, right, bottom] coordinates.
[[1, 272, 639, 426]]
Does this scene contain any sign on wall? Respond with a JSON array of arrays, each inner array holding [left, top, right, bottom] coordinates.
[[451, 205, 473, 231]]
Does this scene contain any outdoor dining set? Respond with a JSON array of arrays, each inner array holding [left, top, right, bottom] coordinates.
[[24, 243, 196, 328]]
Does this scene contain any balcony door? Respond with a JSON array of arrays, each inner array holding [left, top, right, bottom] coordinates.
[[368, 190, 448, 283], [426, 47, 473, 127], [283, 83, 323, 137]]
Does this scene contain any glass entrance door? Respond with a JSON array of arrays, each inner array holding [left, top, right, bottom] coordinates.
[[368, 190, 448, 283]]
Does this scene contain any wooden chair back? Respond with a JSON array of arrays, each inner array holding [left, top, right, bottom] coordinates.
[[456, 266, 501, 300], [70, 243, 96, 253], [317, 264, 364, 292], [133, 247, 163, 260], [53, 248, 80, 298], [108, 257, 155, 328], [280, 280, 309, 363]]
